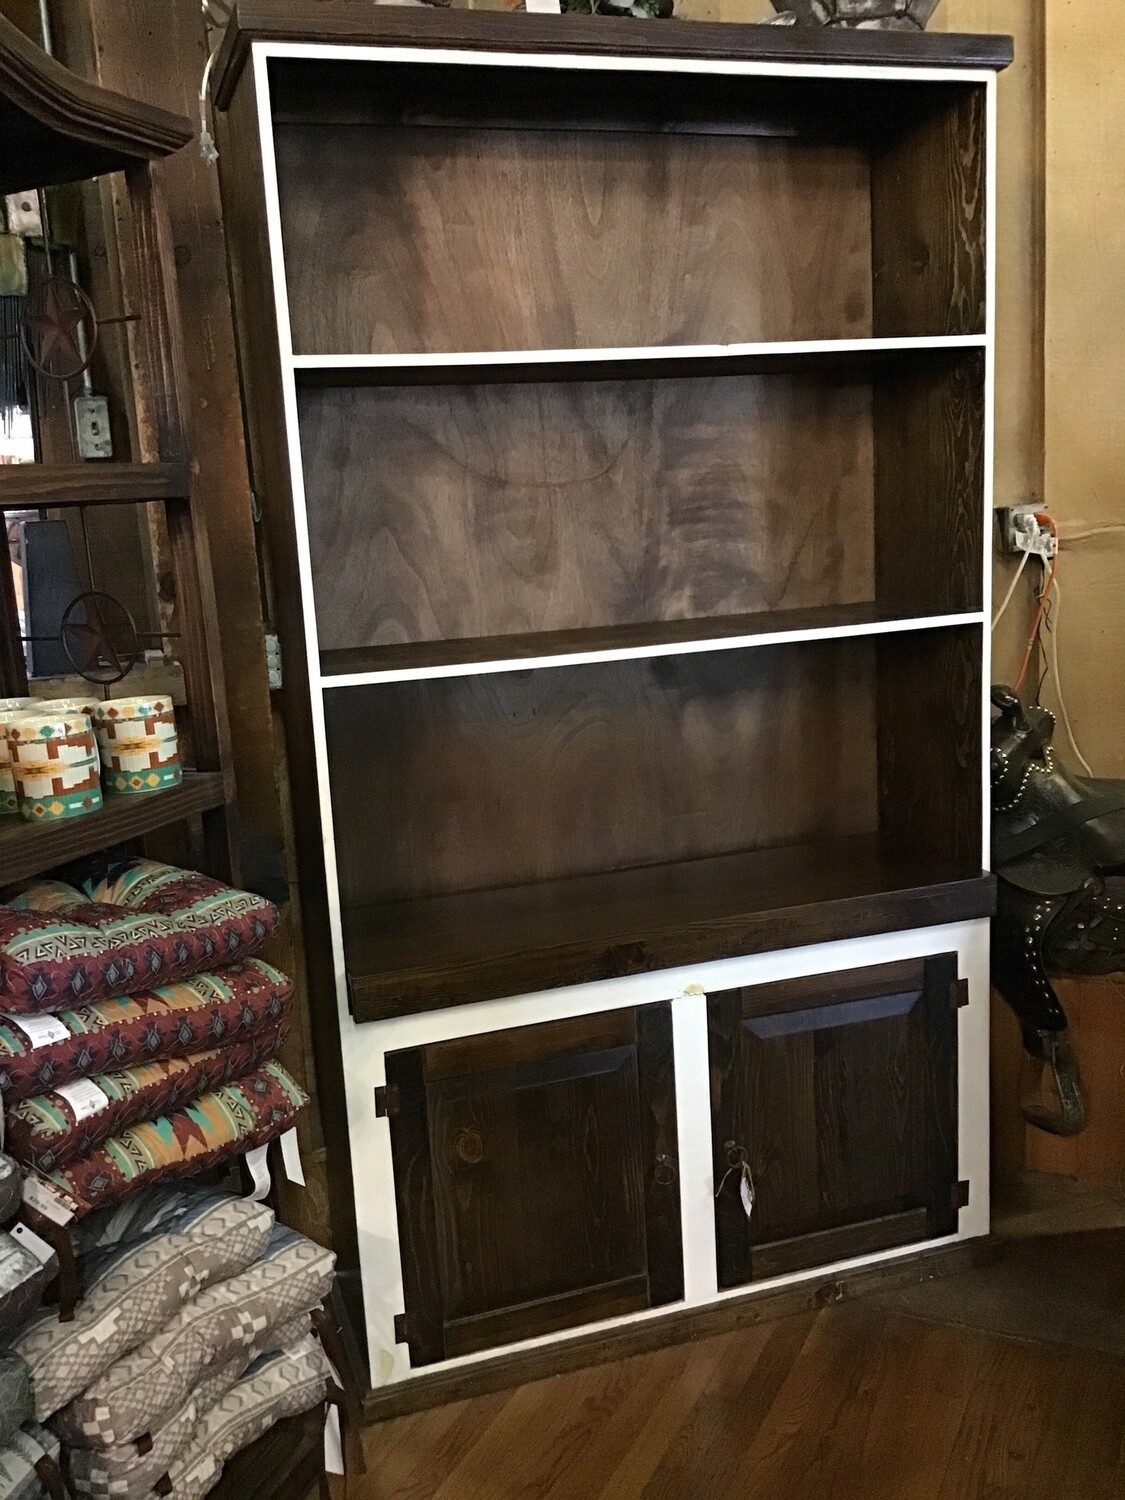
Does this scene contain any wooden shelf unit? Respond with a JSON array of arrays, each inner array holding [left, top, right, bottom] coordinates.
[[216, 10, 1007, 1397]]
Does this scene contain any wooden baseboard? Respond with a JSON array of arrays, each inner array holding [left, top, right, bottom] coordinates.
[[362, 1234, 996, 1424]]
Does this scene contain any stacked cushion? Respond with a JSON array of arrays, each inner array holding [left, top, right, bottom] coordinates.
[[26, 1063, 307, 1220], [0, 1423, 64, 1500], [0, 961, 291, 1103], [0, 861, 277, 1015], [14, 1191, 273, 1422], [56, 1224, 335, 1448], [151, 1334, 331, 1500]]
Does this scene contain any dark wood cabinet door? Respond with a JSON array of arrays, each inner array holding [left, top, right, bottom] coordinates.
[[709, 955, 960, 1288], [386, 1004, 682, 1366]]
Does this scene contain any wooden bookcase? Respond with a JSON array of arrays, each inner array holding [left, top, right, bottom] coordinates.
[[214, 7, 1008, 1402]]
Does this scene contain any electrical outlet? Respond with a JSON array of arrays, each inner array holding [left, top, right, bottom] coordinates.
[[73, 395, 113, 459], [996, 506, 1056, 557]]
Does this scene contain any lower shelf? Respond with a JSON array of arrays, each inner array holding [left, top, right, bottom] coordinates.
[[343, 833, 995, 1021], [0, 772, 228, 887]]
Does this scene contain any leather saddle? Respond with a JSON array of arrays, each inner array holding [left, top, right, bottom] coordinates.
[[991, 686, 1125, 1134]]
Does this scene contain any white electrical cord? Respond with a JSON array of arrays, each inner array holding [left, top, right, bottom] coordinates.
[[1041, 573, 1095, 777], [1059, 521, 1125, 542], [991, 548, 1031, 631]]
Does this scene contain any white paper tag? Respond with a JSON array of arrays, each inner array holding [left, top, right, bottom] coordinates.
[[279, 1127, 305, 1186], [9, 1222, 55, 1266], [244, 1143, 271, 1202], [324, 1404, 344, 1476], [525, 0, 562, 10], [22, 1175, 74, 1225], [7, 1013, 69, 1049], [54, 1077, 110, 1122]]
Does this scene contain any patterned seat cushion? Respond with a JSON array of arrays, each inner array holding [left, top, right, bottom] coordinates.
[[25, 1063, 306, 1221], [0, 1358, 33, 1453], [8, 1031, 287, 1173], [0, 961, 292, 1103], [66, 1314, 312, 1500], [14, 1192, 273, 1422], [57, 1226, 335, 1450], [152, 1336, 330, 1500], [0, 861, 278, 1015], [0, 1423, 63, 1500]]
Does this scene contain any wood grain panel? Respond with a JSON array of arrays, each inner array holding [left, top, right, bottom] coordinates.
[[325, 640, 879, 905], [876, 625, 983, 872], [871, 85, 987, 338], [873, 350, 985, 616], [300, 375, 874, 653], [276, 124, 873, 355]]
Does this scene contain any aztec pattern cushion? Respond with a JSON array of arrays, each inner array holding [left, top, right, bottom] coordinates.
[[26, 1063, 307, 1220], [15, 1193, 273, 1421], [0, 1423, 63, 1500], [154, 1335, 330, 1500], [0, 1237, 55, 1340], [0, 961, 291, 1103], [8, 1032, 287, 1173], [66, 1315, 312, 1500], [57, 1225, 335, 1449], [0, 861, 277, 1015], [0, 1360, 33, 1453]]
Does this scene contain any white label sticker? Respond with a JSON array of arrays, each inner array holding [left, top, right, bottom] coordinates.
[[244, 1143, 271, 1202], [22, 1175, 74, 1225], [9, 1222, 55, 1266], [54, 1077, 110, 1122], [279, 1127, 305, 1187], [6, 1013, 69, 1049], [324, 1404, 344, 1476]]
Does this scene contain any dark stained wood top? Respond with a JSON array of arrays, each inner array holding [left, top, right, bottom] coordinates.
[[343, 834, 996, 1022], [0, 13, 193, 192], [213, 5, 1013, 111]]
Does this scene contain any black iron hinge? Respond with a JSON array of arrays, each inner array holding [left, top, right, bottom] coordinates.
[[951, 978, 970, 1010], [953, 1179, 970, 1211], [374, 1083, 400, 1119], [393, 1312, 409, 1345]]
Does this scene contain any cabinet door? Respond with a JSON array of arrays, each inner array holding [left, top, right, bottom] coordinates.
[[709, 955, 960, 1288], [385, 1004, 682, 1366]]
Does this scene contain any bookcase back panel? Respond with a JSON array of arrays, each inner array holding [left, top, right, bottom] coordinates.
[[275, 122, 874, 355], [324, 641, 880, 906], [299, 374, 876, 654]]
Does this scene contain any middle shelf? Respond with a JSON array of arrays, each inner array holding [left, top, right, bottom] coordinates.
[[297, 342, 985, 683]]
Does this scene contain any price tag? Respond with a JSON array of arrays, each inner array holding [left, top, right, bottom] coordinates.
[[279, 1127, 305, 1186], [7, 1013, 69, 1048], [324, 1404, 344, 1476], [244, 1143, 271, 1202], [22, 1175, 74, 1225], [55, 1078, 110, 1122], [10, 1222, 55, 1266]]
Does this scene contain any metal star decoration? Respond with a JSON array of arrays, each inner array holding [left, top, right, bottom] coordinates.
[[21, 275, 98, 381], [60, 591, 138, 684]]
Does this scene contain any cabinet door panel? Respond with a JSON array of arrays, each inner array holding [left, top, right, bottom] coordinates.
[[387, 1004, 682, 1366], [710, 954, 958, 1288]]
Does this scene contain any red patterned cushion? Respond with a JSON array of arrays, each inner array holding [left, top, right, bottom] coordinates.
[[27, 1063, 307, 1219], [0, 960, 291, 1102], [7, 1031, 288, 1173], [0, 861, 277, 1014]]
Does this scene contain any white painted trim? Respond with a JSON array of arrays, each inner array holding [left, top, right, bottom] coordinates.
[[258, 39, 995, 88], [982, 73, 998, 873], [291, 334, 987, 375], [319, 612, 986, 689]]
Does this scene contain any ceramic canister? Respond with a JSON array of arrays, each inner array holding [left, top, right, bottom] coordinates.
[[6, 713, 102, 822], [34, 698, 103, 772], [0, 698, 37, 815], [94, 696, 180, 793]]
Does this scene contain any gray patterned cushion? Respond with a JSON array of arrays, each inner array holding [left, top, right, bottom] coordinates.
[[152, 1335, 330, 1500], [15, 1192, 272, 1421], [57, 1227, 334, 1449], [0, 1360, 32, 1453], [0, 1157, 21, 1230], [0, 1423, 62, 1500], [0, 1237, 54, 1341], [66, 1314, 312, 1500]]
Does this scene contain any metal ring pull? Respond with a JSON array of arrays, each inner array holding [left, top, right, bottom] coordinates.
[[654, 1153, 677, 1187], [714, 1140, 755, 1222]]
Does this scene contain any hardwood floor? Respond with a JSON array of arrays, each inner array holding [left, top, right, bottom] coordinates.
[[351, 1300, 1125, 1498]]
